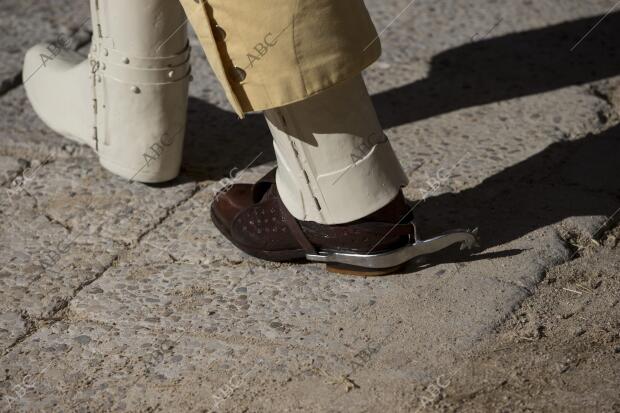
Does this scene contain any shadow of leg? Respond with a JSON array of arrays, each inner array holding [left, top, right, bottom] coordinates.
[[182, 98, 276, 182], [418, 125, 620, 251], [373, 12, 620, 128]]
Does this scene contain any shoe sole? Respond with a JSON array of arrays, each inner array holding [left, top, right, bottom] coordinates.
[[325, 263, 404, 276]]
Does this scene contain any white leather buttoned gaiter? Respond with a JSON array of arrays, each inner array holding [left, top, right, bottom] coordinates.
[[265, 75, 409, 225]]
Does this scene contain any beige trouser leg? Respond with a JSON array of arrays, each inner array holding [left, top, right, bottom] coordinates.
[[23, 0, 191, 183], [265, 75, 409, 225]]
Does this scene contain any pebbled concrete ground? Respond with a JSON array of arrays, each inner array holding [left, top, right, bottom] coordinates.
[[1, 1, 619, 412]]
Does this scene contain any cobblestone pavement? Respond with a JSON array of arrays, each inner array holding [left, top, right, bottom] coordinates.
[[1, 1, 619, 411]]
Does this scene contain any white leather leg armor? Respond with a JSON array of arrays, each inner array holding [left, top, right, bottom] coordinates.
[[265, 75, 409, 225], [23, 0, 191, 183]]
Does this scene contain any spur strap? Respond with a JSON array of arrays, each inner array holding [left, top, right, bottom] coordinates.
[[278, 197, 317, 254]]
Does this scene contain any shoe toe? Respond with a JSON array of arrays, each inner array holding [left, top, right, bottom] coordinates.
[[22, 44, 92, 145], [211, 184, 254, 230]]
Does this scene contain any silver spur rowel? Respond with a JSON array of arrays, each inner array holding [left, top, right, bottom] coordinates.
[[306, 226, 480, 271]]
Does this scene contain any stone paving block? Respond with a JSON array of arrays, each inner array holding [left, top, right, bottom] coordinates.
[[0, 203, 118, 321], [240, 234, 566, 412], [2, 155, 197, 246], [0, 248, 546, 411], [369, 258, 538, 373], [0, 152, 196, 327], [0, 321, 217, 411], [55, 260, 534, 412], [68, 262, 381, 346], [0, 320, 327, 412], [60, 224, 576, 410]]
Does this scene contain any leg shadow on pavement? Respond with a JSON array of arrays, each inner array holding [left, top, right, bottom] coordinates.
[[182, 97, 275, 182], [413, 124, 620, 268], [374, 12, 620, 128]]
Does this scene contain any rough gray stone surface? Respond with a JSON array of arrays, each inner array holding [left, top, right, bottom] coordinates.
[[0, 155, 26, 186], [0, 0, 90, 94], [1, 0, 619, 411]]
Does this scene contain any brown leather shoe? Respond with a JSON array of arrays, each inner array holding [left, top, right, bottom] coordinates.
[[210, 169, 416, 275]]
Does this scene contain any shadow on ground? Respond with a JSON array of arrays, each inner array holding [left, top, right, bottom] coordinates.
[[181, 98, 274, 181], [373, 12, 620, 127], [417, 124, 620, 268]]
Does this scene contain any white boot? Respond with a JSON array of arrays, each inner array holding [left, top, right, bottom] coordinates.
[[23, 0, 191, 183], [265, 75, 409, 225]]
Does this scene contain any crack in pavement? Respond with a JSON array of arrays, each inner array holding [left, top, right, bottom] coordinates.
[[0, 178, 204, 359]]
